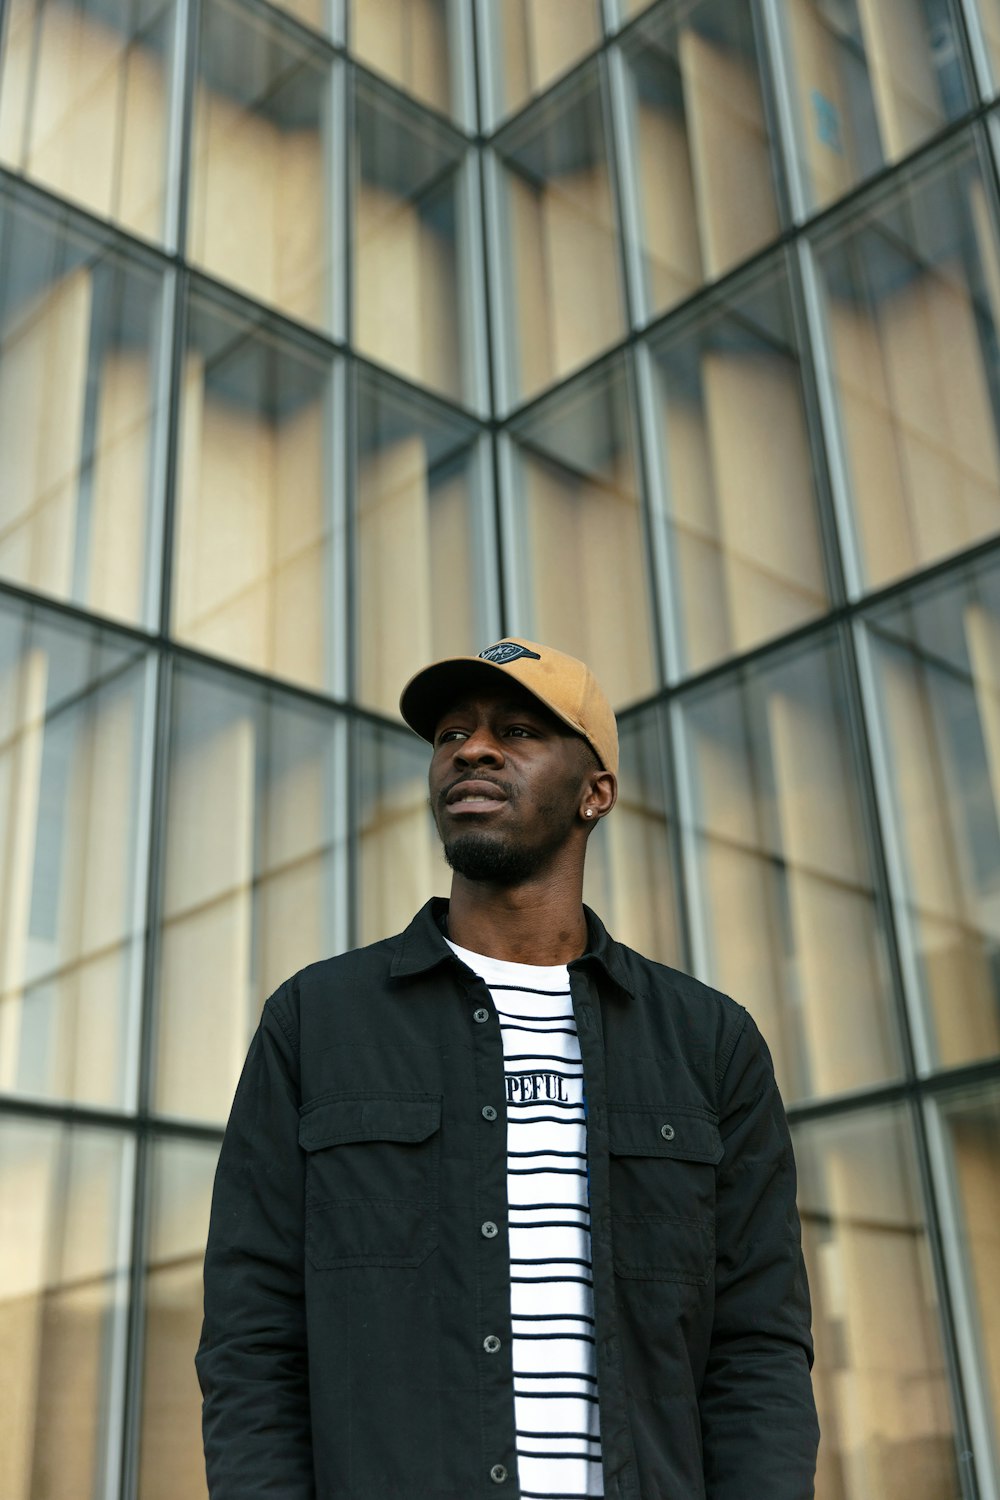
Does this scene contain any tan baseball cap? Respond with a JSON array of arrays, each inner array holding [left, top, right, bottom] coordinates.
[[399, 637, 619, 776]]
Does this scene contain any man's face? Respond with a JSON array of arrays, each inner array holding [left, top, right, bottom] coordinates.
[[428, 678, 598, 886]]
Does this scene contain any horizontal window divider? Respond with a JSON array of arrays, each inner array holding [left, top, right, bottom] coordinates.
[[0, 1093, 225, 1142], [5, 536, 1000, 749], [0, 578, 431, 740], [351, 55, 475, 145], [479, 31, 606, 141], [614, 532, 1000, 724], [7, 1063, 1000, 1141], [786, 1056, 1000, 1127], [216, 0, 342, 60]]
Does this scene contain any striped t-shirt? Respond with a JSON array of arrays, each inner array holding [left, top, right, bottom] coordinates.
[[446, 940, 604, 1500]]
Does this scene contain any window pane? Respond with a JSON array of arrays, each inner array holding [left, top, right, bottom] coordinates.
[[138, 1137, 218, 1500], [188, 0, 334, 329], [864, 558, 1000, 1070], [351, 0, 463, 120], [620, 0, 781, 318], [480, 0, 602, 124], [271, 0, 331, 34], [155, 663, 347, 1123], [795, 1107, 961, 1500], [493, 65, 626, 403], [934, 1082, 1000, 1475], [0, 1116, 129, 1500], [356, 721, 439, 948], [583, 707, 680, 964], [0, 0, 176, 239], [778, 0, 972, 212], [354, 77, 475, 403], [354, 368, 492, 716], [171, 288, 339, 693], [678, 634, 900, 1103], [976, 0, 1000, 93], [504, 354, 658, 710], [0, 194, 166, 625], [647, 259, 829, 675], [0, 602, 149, 1109], [813, 137, 1000, 591]]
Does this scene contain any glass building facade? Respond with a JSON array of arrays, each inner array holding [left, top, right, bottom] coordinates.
[[1, 0, 999, 1494]]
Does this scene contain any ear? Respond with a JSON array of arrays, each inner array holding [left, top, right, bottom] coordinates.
[[580, 771, 617, 823]]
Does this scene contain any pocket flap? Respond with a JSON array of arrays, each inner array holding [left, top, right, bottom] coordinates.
[[298, 1094, 442, 1151], [608, 1106, 722, 1164]]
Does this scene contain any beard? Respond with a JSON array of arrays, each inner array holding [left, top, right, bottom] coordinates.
[[441, 830, 552, 886]]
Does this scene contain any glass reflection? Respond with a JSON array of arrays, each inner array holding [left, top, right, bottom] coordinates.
[[864, 558, 1000, 1069], [777, 0, 971, 211], [0, 194, 166, 625], [479, 0, 601, 123], [934, 1083, 1000, 1476], [356, 721, 439, 948], [492, 65, 625, 403], [619, 0, 781, 318], [172, 288, 338, 693], [977, 0, 1000, 94], [351, 0, 463, 119], [155, 662, 346, 1123], [355, 368, 491, 716], [0, 1117, 129, 1500], [138, 1137, 218, 1500], [0, 602, 149, 1109], [504, 355, 657, 709], [795, 1107, 961, 1500], [812, 137, 1000, 591], [583, 706, 679, 964], [647, 259, 828, 675], [188, 0, 334, 328], [0, 0, 176, 240], [679, 633, 899, 1103], [353, 77, 474, 403]]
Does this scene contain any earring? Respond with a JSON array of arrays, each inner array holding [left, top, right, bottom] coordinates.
[[585, 809, 595, 818]]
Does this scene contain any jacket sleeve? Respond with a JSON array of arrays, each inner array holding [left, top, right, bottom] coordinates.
[[195, 983, 315, 1498], [700, 1009, 820, 1500]]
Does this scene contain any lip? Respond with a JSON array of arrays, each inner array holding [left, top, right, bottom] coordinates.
[[445, 779, 508, 814]]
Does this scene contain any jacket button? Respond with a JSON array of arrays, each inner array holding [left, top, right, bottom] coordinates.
[[490, 1464, 508, 1483], [481, 1220, 499, 1238], [660, 1122, 675, 1141], [481, 1105, 498, 1121], [483, 1334, 501, 1353], [473, 1007, 490, 1023]]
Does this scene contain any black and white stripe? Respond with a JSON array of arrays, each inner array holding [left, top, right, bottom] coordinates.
[[447, 941, 603, 1499]]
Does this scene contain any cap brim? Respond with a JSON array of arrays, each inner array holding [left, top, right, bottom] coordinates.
[[399, 656, 586, 750]]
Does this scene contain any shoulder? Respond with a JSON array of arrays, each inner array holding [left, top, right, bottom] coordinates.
[[293, 933, 401, 993], [608, 941, 750, 1081], [261, 931, 405, 1040]]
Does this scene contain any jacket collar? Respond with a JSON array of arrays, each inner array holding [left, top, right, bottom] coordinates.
[[390, 897, 634, 997]]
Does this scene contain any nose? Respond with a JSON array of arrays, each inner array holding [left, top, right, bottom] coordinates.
[[452, 725, 504, 767]]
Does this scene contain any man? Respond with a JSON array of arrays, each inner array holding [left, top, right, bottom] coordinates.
[[197, 638, 819, 1500]]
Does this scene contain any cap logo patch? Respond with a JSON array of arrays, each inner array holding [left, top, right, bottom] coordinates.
[[478, 642, 541, 665]]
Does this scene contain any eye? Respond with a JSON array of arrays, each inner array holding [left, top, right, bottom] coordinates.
[[436, 728, 468, 745], [505, 725, 534, 738]]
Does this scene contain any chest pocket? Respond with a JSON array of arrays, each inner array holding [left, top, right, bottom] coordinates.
[[298, 1093, 441, 1270], [607, 1105, 723, 1284]]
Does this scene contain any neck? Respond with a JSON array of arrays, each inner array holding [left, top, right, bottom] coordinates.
[[445, 872, 588, 966]]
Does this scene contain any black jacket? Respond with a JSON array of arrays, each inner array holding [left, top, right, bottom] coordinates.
[[197, 899, 819, 1500]]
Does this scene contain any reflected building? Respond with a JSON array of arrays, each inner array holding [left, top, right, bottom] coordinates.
[[0, 1, 999, 1497]]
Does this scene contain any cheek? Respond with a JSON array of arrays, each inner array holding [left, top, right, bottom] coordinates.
[[530, 772, 585, 827]]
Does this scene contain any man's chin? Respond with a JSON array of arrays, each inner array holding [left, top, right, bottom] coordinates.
[[442, 831, 540, 885]]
